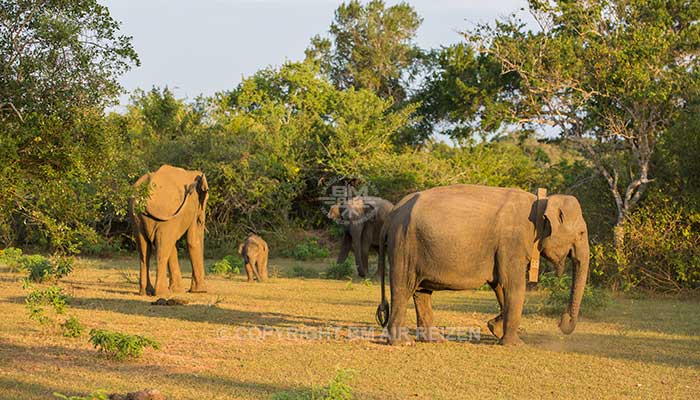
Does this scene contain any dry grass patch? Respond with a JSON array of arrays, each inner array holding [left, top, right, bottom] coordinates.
[[0, 256, 699, 399]]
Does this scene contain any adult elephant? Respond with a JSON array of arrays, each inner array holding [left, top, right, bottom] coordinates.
[[328, 196, 393, 278], [130, 165, 209, 296], [376, 184, 589, 346]]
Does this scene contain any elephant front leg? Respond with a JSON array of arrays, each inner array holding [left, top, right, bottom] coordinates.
[[168, 247, 184, 293], [499, 268, 526, 346], [187, 226, 207, 293], [336, 231, 352, 264], [154, 241, 174, 297], [414, 289, 445, 343], [487, 281, 505, 339]]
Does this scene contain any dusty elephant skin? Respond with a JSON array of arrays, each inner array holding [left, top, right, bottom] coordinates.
[[129, 165, 209, 297], [328, 196, 393, 278], [376, 184, 590, 346], [238, 234, 269, 282]]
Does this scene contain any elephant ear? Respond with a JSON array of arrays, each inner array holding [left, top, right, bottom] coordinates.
[[144, 165, 194, 221], [543, 195, 582, 237]]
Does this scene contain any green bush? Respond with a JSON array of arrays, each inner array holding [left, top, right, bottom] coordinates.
[[591, 196, 700, 293], [25, 286, 69, 325], [209, 255, 243, 275], [19, 254, 74, 283], [271, 369, 354, 400], [88, 329, 160, 360], [539, 272, 610, 316], [0, 247, 24, 271], [289, 264, 319, 278], [325, 259, 354, 280], [290, 238, 330, 261], [61, 316, 85, 338]]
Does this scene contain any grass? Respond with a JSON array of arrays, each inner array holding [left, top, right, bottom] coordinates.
[[0, 255, 699, 399]]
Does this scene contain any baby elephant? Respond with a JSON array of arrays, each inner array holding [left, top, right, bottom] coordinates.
[[238, 234, 269, 282]]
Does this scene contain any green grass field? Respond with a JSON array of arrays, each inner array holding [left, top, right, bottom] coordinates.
[[1, 256, 699, 399]]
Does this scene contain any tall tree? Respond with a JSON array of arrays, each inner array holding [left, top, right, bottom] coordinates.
[[469, 0, 700, 249], [0, 0, 139, 251], [305, 0, 422, 105]]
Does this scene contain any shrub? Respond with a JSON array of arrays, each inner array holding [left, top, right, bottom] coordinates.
[[209, 255, 243, 275], [25, 286, 69, 325], [20, 254, 74, 283], [290, 238, 330, 261], [591, 196, 700, 293], [539, 272, 610, 316], [290, 264, 319, 278], [325, 259, 354, 280], [23, 255, 53, 282], [0, 247, 23, 271], [88, 329, 160, 360], [61, 316, 85, 338]]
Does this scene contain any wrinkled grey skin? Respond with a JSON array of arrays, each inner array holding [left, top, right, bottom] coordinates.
[[238, 234, 269, 282], [328, 196, 393, 278], [130, 165, 209, 297], [376, 184, 589, 346]]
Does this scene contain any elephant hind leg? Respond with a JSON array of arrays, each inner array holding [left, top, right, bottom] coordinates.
[[414, 289, 444, 343], [487, 280, 505, 339], [258, 252, 268, 281], [386, 249, 415, 346]]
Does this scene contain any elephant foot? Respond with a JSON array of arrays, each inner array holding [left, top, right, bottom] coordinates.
[[416, 327, 446, 343], [246, 278, 255, 283], [189, 283, 207, 293], [487, 316, 504, 339], [154, 286, 170, 297], [169, 284, 185, 293], [498, 335, 524, 346], [144, 285, 155, 296], [386, 326, 415, 346], [357, 269, 367, 278]]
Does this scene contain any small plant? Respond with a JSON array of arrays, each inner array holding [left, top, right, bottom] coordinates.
[[0, 247, 24, 271], [23, 254, 53, 282], [271, 369, 354, 400], [20, 254, 74, 282], [325, 259, 354, 280], [290, 264, 319, 278], [361, 278, 372, 287], [61, 316, 85, 338], [290, 238, 330, 261], [209, 255, 243, 275], [53, 390, 109, 400], [88, 329, 160, 360], [25, 286, 69, 325], [539, 272, 611, 316]]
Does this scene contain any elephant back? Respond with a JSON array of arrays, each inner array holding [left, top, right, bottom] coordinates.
[[141, 165, 193, 221]]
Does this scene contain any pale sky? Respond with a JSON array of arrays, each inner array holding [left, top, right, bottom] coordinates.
[[102, 0, 529, 104]]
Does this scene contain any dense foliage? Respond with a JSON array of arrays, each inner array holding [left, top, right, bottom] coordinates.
[[1, 0, 699, 293]]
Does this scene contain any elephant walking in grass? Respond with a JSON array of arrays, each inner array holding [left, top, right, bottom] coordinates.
[[328, 196, 393, 278], [238, 234, 269, 282], [376, 184, 589, 346], [130, 165, 209, 296]]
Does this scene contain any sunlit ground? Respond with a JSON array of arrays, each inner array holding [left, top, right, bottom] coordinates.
[[1, 256, 699, 399]]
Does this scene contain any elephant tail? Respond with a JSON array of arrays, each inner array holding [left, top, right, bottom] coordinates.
[[375, 222, 389, 328]]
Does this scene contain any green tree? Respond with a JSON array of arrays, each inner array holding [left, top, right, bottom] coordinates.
[[305, 0, 422, 105], [469, 0, 700, 249], [0, 0, 139, 251]]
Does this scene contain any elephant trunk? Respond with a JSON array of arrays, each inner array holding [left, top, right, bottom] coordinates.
[[559, 236, 589, 334]]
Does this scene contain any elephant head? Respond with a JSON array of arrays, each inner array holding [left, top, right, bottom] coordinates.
[[327, 197, 379, 224], [538, 194, 590, 335]]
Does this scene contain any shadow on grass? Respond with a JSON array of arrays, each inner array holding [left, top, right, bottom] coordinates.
[[528, 331, 700, 368], [0, 377, 76, 399], [58, 296, 374, 330]]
